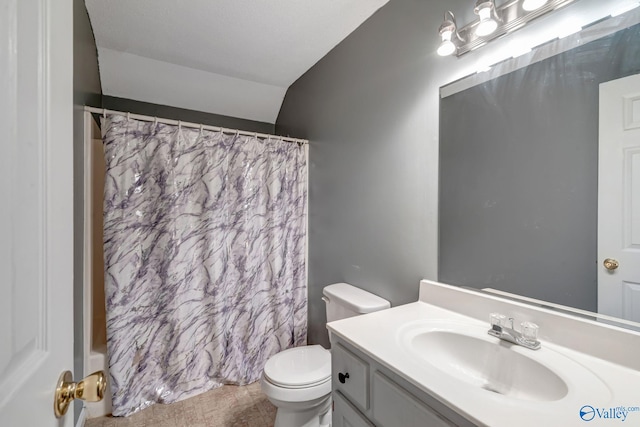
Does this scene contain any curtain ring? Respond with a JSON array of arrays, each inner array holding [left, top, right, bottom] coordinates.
[[102, 109, 106, 119], [178, 120, 182, 130], [199, 123, 204, 134], [154, 117, 158, 128], [127, 112, 130, 121]]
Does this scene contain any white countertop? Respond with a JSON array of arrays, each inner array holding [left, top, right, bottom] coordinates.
[[327, 282, 640, 427]]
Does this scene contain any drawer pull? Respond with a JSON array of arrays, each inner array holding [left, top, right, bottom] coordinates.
[[338, 372, 350, 384]]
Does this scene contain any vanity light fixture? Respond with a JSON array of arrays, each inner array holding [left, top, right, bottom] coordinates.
[[474, 0, 501, 37], [438, 0, 578, 57], [437, 11, 464, 56], [522, 0, 549, 11]]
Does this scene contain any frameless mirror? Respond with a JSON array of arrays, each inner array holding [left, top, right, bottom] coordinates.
[[438, 9, 640, 330]]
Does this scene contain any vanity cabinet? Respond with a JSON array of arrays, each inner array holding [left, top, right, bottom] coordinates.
[[333, 391, 374, 427], [332, 342, 370, 411], [331, 338, 475, 427]]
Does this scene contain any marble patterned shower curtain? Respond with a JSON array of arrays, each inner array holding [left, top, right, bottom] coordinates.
[[102, 114, 307, 416]]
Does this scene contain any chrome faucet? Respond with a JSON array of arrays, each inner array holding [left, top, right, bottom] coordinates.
[[488, 314, 541, 350]]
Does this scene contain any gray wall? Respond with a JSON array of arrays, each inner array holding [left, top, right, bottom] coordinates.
[[73, 0, 102, 421], [275, 0, 633, 347], [439, 25, 640, 311], [103, 96, 275, 134], [276, 0, 456, 347]]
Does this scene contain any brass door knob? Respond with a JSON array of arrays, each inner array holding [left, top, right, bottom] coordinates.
[[54, 370, 106, 418], [603, 258, 619, 271]]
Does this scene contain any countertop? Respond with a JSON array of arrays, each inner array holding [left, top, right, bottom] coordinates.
[[327, 283, 640, 427]]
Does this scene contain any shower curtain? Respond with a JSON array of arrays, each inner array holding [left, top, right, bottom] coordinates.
[[102, 114, 307, 416]]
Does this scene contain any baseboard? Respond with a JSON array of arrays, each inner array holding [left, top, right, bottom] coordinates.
[[75, 406, 87, 427]]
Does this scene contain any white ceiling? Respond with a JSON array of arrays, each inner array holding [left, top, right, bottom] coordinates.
[[86, 0, 389, 123]]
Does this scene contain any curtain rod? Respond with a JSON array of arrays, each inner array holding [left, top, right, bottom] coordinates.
[[84, 106, 309, 145]]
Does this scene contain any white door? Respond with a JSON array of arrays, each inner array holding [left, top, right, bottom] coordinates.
[[598, 73, 640, 322], [0, 0, 74, 425]]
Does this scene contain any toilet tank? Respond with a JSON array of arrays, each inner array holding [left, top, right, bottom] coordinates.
[[322, 283, 390, 322]]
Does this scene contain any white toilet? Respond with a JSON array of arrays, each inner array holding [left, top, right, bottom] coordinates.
[[261, 283, 390, 427]]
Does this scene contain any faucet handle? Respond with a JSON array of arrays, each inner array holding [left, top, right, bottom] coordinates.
[[521, 321, 539, 343], [490, 312, 506, 327]]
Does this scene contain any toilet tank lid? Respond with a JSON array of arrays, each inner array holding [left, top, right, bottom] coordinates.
[[322, 283, 390, 314]]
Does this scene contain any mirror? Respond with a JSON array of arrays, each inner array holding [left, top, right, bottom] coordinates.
[[438, 11, 640, 329], [470, 287, 640, 333]]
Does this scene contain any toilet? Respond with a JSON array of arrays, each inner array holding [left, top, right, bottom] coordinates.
[[261, 283, 390, 427]]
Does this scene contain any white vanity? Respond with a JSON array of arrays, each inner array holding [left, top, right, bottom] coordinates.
[[327, 280, 640, 426]]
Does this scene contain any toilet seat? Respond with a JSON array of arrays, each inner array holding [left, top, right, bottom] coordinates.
[[264, 345, 331, 388], [261, 373, 331, 404]]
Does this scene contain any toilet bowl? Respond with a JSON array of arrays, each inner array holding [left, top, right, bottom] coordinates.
[[261, 345, 332, 427], [260, 283, 391, 427]]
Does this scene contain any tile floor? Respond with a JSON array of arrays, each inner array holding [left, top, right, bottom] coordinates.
[[85, 382, 276, 427]]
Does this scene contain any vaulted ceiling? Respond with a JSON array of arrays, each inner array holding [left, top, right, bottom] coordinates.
[[85, 0, 389, 123]]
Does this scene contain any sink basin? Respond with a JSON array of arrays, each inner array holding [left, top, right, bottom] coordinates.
[[408, 330, 568, 401], [395, 318, 584, 402]]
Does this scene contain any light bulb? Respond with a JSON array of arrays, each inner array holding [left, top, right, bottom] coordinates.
[[476, 7, 498, 37], [438, 40, 456, 56], [522, 0, 548, 11], [437, 29, 456, 56]]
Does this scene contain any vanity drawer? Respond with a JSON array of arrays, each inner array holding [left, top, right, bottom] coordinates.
[[372, 372, 456, 427], [333, 391, 374, 427], [332, 343, 369, 411]]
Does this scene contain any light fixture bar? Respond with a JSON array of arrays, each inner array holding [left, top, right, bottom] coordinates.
[[455, 0, 577, 56]]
